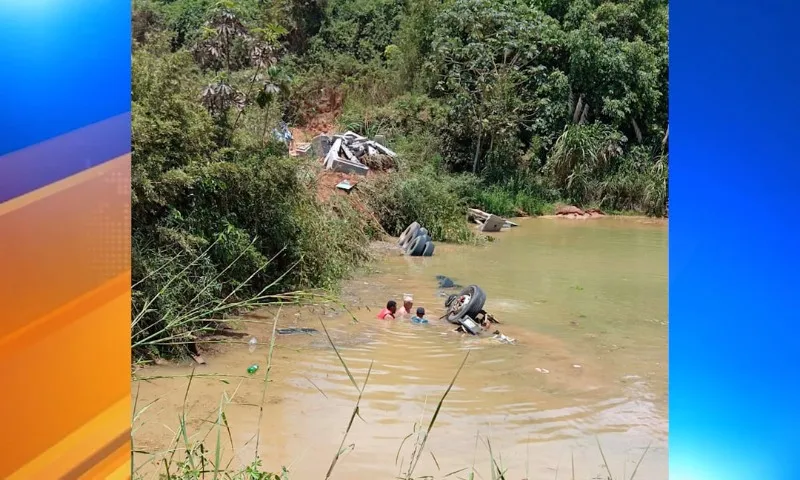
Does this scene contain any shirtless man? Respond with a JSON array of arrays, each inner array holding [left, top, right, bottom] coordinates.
[[398, 294, 414, 317], [377, 300, 398, 320]]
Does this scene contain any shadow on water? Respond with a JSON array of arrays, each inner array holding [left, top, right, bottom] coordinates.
[[132, 217, 668, 480]]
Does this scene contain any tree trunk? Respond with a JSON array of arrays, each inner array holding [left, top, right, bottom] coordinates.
[[580, 102, 589, 124], [224, 30, 231, 74], [261, 105, 271, 146], [632, 118, 643, 143], [573, 95, 583, 124], [231, 63, 263, 133], [472, 122, 482, 174]]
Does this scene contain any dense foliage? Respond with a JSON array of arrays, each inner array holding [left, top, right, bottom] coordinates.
[[132, 0, 668, 357], [305, 0, 668, 215], [131, 2, 374, 357]]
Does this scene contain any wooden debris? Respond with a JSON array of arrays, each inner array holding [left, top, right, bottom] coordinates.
[[277, 327, 318, 335], [468, 208, 518, 229], [479, 214, 506, 232], [340, 143, 359, 164], [369, 140, 397, 157]]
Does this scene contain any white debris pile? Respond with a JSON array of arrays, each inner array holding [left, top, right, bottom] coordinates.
[[312, 131, 398, 176]]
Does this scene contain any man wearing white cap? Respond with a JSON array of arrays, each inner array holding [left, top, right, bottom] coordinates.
[[398, 294, 414, 317]]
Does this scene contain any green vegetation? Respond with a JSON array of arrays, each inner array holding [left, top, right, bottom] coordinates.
[[304, 0, 669, 215], [131, 0, 668, 358]]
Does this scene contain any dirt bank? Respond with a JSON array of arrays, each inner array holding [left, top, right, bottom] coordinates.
[[540, 213, 668, 226]]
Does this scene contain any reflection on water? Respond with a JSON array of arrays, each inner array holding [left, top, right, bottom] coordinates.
[[133, 217, 667, 480]]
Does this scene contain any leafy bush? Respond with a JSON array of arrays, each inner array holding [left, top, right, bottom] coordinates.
[[132, 32, 372, 358], [360, 166, 478, 244]]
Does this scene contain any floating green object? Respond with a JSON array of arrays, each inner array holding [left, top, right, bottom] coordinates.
[[247, 364, 259, 375]]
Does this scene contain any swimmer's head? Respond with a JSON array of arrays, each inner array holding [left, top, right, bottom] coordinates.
[[403, 294, 413, 310]]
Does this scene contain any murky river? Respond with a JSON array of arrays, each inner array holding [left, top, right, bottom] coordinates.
[[132, 217, 667, 480]]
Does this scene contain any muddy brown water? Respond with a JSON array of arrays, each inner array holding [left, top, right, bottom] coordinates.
[[132, 217, 667, 480]]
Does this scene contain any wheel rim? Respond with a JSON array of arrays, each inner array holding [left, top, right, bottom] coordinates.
[[448, 293, 471, 317]]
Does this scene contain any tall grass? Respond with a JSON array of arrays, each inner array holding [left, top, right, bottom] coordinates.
[[133, 240, 300, 360], [132, 237, 370, 363], [467, 184, 556, 217]]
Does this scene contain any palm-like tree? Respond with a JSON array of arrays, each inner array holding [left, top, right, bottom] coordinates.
[[193, 1, 248, 72]]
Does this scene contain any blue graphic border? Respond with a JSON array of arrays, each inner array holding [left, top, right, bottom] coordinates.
[[671, 0, 800, 478], [0, 1, 131, 164]]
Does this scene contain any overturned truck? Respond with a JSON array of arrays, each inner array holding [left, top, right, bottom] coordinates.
[[441, 285, 500, 335]]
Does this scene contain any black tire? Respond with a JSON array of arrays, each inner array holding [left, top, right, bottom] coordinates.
[[400, 226, 427, 249], [398, 222, 420, 246], [406, 234, 429, 256], [444, 294, 458, 308], [411, 234, 431, 256], [446, 285, 487, 323], [422, 241, 435, 257]]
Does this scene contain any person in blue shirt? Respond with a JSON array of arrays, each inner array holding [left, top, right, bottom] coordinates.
[[410, 307, 428, 324]]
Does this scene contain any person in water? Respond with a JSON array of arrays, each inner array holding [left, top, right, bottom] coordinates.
[[398, 294, 414, 317], [377, 300, 398, 320], [411, 307, 428, 324]]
